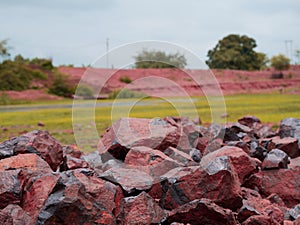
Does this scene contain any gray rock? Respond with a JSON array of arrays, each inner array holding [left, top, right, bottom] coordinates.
[[262, 149, 290, 169]]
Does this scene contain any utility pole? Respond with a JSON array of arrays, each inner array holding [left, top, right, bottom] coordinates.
[[106, 38, 109, 68]]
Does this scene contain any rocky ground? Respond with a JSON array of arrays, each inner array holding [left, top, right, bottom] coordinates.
[[0, 116, 300, 224]]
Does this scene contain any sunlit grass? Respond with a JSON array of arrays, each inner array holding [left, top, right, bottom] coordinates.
[[1, 94, 300, 152]]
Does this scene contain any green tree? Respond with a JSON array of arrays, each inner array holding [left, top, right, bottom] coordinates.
[[206, 34, 267, 70], [0, 39, 11, 58], [270, 54, 290, 71], [134, 50, 187, 68]]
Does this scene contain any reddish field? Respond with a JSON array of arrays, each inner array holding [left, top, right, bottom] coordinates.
[[4, 66, 300, 100], [60, 66, 300, 97]]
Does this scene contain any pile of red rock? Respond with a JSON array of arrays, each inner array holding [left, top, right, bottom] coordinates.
[[1, 116, 300, 225]]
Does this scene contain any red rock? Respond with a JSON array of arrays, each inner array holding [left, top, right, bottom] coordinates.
[[200, 146, 257, 184], [263, 205, 284, 225], [167, 198, 237, 225], [62, 145, 83, 158], [98, 117, 180, 161], [238, 116, 261, 128], [116, 192, 167, 225], [60, 155, 89, 171], [242, 215, 279, 225], [0, 204, 32, 225], [270, 136, 299, 158], [238, 204, 260, 223], [37, 169, 117, 224], [22, 173, 59, 222], [164, 146, 197, 166], [279, 118, 300, 149], [244, 169, 300, 207], [3, 130, 63, 171], [262, 149, 290, 169], [99, 167, 153, 194], [0, 170, 24, 209], [124, 146, 183, 181], [160, 156, 242, 211], [0, 153, 52, 174]]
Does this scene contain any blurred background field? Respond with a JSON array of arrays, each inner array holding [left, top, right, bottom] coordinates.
[[1, 93, 299, 152]]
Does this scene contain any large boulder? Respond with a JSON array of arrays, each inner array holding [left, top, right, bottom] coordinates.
[[98, 118, 180, 161], [200, 146, 257, 184], [166, 198, 237, 225], [158, 156, 243, 211], [116, 192, 167, 225], [0, 153, 52, 174], [99, 167, 153, 194], [244, 168, 300, 207], [37, 169, 120, 224], [268, 136, 299, 158], [0, 130, 63, 171], [22, 173, 59, 222]]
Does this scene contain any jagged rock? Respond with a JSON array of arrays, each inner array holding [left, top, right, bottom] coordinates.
[[22, 173, 59, 222], [238, 116, 261, 128], [289, 204, 300, 220], [0, 170, 24, 209], [37, 169, 120, 224], [116, 192, 167, 225], [0, 204, 32, 225], [98, 118, 180, 161], [81, 151, 102, 169], [240, 188, 286, 225], [166, 198, 237, 225], [242, 215, 279, 225], [262, 149, 290, 169], [99, 167, 153, 194], [200, 146, 257, 184], [0, 130, 63, 171], [250, 141, 268, 161], [269, 136, 299, 158], [244, 169, 300, 207], [238, 204, 260, 223], [159, 156, 242, 211], [164, 146, 197, 166], [279, 117, 300, 148], [226, 141, 251, 154], [189, 148, 202, 162], [0, 153, 52, 174], [124, 146, 183, 180]]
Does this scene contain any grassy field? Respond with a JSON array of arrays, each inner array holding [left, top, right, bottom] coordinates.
[[1, 94, 300, 152]]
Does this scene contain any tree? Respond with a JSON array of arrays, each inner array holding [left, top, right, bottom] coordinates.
[[134, 50, 187, 68], [270, 54, 290, 71], [206, 34, 267, 70], [0, 39, 11, 58]]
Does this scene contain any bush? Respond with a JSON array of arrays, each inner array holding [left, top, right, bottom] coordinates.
[[108, 89, 148, 99], [75, 84, 94, 98], [0, 92, 10, 105], [48, 73, 74, 97], [119, 76, 132, 84]]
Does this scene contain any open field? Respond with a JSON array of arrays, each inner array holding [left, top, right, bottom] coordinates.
[[1, 93, 300, 152]]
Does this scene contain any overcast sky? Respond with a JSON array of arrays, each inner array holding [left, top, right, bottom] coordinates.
[[0, 0, 299, 68]]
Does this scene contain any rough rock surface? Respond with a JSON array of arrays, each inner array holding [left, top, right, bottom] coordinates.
[[1, 116, 300, 224]]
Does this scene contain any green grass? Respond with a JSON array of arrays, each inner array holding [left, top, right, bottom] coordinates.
[[1, 94, 300, 152]]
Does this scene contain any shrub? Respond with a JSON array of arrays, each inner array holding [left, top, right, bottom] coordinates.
[[0, 92, 10, 105], [119, 76, 132, 84], [270, 54, 290, 71], [270, 73, 284, 79], [75, 84, 94, 98], [108, 89, 148, 99], [48, 73, 74, 97]]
